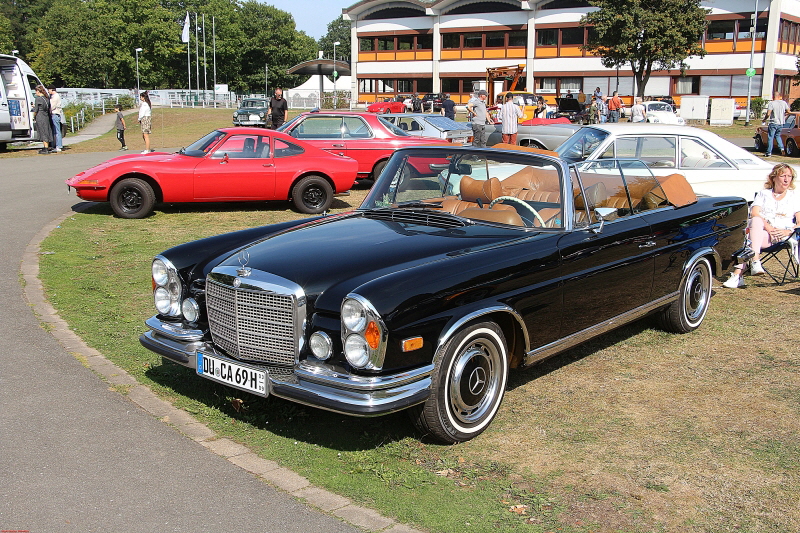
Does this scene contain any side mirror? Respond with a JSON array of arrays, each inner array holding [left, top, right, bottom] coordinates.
[[591, 207, 617, 233], [221, 153, 229, 164]]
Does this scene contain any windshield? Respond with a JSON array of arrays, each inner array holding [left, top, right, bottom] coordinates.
[[378, 116, 409, 136], [182, 130, 227, 157], [241, 99, 267, 108], [647, 102, 672, 113], [556, 128, 609, 163], [276, 114, 302, 133], [360, 148, 565, 229]]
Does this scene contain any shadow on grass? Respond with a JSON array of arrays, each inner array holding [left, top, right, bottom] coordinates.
[[145, 360, 417, 452]]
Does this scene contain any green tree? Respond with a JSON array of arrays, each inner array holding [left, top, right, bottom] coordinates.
[[319, 15, 350, 63], [581, 0, 709, 98], [0, 0, 54, 56], [0, 11, 12, 53]]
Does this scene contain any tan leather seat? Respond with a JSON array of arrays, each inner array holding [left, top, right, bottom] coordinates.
[[574, 181, 608, 225], [441, 176, 506, 214], [459, 207, 524, 226]]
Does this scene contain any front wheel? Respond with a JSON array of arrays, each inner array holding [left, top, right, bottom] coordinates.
[[409, 321, 509, 443], [291, 175, 333, 214], [109, 177, 156, 218], [787, 139, 799, 157], [657, 257, 712, 333]]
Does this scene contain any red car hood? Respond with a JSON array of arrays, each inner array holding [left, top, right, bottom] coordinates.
[[66, 151, 179, 185]]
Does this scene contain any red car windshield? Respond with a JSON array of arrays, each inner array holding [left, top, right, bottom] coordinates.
[[181, 130, 227, 157]]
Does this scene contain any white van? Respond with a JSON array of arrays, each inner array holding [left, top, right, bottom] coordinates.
[[0, 54, 46, 150]]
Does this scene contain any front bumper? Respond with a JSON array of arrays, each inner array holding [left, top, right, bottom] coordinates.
[[140, 316, 432, 416]]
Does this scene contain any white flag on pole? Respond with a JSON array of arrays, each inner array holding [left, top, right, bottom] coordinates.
[[181, 12, 190, 43]]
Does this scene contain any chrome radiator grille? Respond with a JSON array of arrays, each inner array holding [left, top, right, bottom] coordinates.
[[205, 277, 297, 366]]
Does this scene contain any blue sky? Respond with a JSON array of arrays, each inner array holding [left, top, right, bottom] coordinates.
[[266, 0, 353, 39]]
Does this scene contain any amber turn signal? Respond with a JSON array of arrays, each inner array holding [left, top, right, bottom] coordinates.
[[401, 336, 423, 352], [365, 321, 381, 350]]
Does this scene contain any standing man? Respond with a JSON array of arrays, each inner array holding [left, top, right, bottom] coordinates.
[[598, 95, 608, 123], [47, 85, 63, 152], [268, 88, 288, 129], [764, 91, 790, 157], [466, 89, 490, 148], [499, 93, 523, 144], [440, 93, 456, 120], [607, 91, 623, 123]]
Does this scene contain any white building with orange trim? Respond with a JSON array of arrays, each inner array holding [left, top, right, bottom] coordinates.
[[343, 0, 800, 107]]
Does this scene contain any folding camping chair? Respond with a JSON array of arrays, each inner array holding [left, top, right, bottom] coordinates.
[[759, 228, 800, 285]]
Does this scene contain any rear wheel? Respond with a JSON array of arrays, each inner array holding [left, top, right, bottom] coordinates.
[[409, 321, 509, 443], [754, 135, 765, 152], [370, 160, 387, 181], [787, 139, 799, 157], [519, 140, 546, 150], [109, 178, 156, 218], [657, 257, 712, 333], [291, 175, 333, 214]]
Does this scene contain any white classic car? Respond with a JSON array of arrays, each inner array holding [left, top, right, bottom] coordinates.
[[641, 101, 685, 125], [555, 124, 772, 199]]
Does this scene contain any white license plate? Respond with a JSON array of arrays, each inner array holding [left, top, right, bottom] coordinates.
[[248, 114, 260, 121], [197, 352, 268, 396]]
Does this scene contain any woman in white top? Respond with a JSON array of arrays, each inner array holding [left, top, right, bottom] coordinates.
[[138, 91, 152, 154], [723, 163, 800, 287]]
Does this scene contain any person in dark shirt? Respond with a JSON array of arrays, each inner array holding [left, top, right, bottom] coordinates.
[[268, 88, 288, 129], [440, 94, 456, 120]]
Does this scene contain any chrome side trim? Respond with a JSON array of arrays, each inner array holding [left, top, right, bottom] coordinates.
[[436, 305, 530, 356], [145, 315, 206, 341], [522, 292, 678, 366]]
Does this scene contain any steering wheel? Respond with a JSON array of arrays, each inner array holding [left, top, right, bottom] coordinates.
[[489, 196, 546, 227]]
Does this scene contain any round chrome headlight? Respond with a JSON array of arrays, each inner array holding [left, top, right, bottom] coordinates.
[[181, 298, 200, 323], [309, 331, 332, 360], [152, 259, 170, 286], [344, 334, 370, 368], [233, 112, 237, 119], [341, 299, 366, 332], [259, 111, 265, 118], [155, 287, 176, 315]]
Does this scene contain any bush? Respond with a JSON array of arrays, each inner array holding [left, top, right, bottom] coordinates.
[[791, 98, 800, 112], [751, 97, 767, 120]]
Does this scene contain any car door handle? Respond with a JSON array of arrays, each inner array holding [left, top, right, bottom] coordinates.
[[262, 163, 273, 167], [332, 144, 345, 147], [639, 241, 657, 248]]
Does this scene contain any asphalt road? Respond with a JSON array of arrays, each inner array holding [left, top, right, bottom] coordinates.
[[0, 149, 360, 532]]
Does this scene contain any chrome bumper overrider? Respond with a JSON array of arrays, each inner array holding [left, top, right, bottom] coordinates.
[[140, 316, 432, 416]]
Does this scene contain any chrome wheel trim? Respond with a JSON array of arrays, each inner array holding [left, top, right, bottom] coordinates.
[[683, 260, 711, 327], [446, 330, 505, 429]]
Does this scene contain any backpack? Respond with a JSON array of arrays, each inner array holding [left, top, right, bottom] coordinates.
[[412, 98, 422, 113]]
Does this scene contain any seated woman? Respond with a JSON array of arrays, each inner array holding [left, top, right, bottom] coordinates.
[[723, 163, 800, 288]]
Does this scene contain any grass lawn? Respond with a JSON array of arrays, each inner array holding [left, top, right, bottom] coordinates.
[[31, 107, 800, 532]]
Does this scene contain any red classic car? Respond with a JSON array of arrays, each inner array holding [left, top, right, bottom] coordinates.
[[366, 96, 407, 114], [278, 111, 448, 179], [65, 128, 358, 218]]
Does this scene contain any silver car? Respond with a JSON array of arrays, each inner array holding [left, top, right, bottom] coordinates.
[[486, 121, 582, 150], [381, 113, 473, 144]]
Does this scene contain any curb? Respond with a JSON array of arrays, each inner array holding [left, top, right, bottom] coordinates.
[[20, 209, 427, 533]]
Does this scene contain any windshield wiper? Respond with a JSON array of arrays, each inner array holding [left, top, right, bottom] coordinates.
[[389, 201, 443, 209]]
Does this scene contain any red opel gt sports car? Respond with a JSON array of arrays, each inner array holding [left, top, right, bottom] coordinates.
[[65, 128, 358, 218]]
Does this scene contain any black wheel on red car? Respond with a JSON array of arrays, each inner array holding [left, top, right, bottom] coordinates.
[[754, 135, 765, 152], [787, 139, 799, 157], [292, 175, 333, 214], [370, 160, 387, 181], [109, 177, 156, 219], [657, 256, 712, 334], [409, 321, 509, 443]]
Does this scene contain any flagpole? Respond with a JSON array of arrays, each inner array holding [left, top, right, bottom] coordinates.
[[203, 14, 208, 103], [195, 13, 199, 105], [213, 16, 217, 105], [183, 12, 191, 104]]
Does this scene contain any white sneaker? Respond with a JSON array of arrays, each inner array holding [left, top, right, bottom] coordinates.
[[141, 150, 149, 155], [722, 273, 744, 288], [750, 260, 765, 275]]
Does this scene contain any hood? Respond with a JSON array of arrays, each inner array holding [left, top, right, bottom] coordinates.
[[214, 213, 525, 312], [66, 152, 181, 183]]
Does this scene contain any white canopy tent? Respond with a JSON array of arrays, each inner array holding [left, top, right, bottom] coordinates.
[[286, 74, 351, 109]]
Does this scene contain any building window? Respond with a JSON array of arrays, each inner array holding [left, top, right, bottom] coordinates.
[[397, 36, 414, 50], [537, 77, 557, 93], [417, 34, 433, 49], [377, 37, 394, 51], [509, 31, 526, 47], [464, 32, 483, 48], [442, 78, 460, 93], [359, 79, 376, 93], [561, 27, 584, 46], [560, 77, 582, 93], [360, 38, 374, 52], [738, 18, 767, 39], [379, 79, 395, 93], [417, 79, 433, 93], [442, 33, 460, 49], [707, 20, 735, 40], [537, 29, 557, 46], [486, 32, 505, 47], [397, 80, 413, 92], [675, 76, 700, 95]]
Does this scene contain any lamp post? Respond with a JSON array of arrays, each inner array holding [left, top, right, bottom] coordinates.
[[333, 41, 340, 109], [265, 64, 268, 98], [745, 0, 760, 126], [135, 47, 143, 96]]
